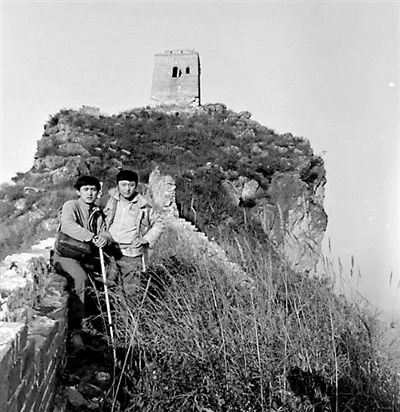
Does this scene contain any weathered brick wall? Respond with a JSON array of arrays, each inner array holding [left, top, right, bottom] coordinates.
[[0, 241, 68, 412], [147, 168, 253, 288], [0, 167, 251, 412], [150, 49, 201, 106]]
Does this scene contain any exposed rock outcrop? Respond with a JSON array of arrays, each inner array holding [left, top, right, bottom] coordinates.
[[150, 166, 326, 274], [3, 104, 327, 272], [146, 167, 179, 218]]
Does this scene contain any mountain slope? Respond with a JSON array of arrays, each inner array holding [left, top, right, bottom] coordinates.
[[1, 104, 398, 410], [1, 103, 326, 270]]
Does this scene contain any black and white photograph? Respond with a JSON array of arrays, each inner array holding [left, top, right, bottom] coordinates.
[[1, 1, 399, 411]]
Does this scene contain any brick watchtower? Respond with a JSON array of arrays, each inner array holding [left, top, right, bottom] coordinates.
[[150, 49, 201, 107]]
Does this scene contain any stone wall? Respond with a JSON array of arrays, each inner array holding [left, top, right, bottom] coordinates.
[[146, 168, 253, 289], [0, 241, 68, 412], [148, 163, 326, 276]]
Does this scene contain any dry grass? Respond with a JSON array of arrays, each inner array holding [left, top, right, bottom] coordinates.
[[92, 226, 400, 411]]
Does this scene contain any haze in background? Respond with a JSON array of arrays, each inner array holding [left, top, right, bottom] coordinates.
[[1, 2, 399, 310]]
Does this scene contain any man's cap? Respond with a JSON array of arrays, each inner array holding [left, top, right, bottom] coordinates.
[[74, 175, 101, 191], [116, 170, 138, 184]]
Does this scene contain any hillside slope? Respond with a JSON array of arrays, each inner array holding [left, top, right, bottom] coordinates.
[[1, 104, 399, 410], [1, 103, 326, 270]]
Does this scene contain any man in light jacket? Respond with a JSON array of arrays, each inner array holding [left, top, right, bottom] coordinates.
[[102, 170, 164, 291]]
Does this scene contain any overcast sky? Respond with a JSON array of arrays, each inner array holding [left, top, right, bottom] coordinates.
[[1, 1, 399, 310]]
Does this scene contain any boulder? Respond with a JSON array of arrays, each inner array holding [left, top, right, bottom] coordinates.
[[239, 110, 252, 120], [23, 186, 45, 195], [222, 176, 264, 206], [14, 198, 26, 211], [50, 156, 90, 185], [37, 155, 66, 170], [147, 167, 179, 218], [16, 209, 45, 222], [67, 133, 101, 148], [263, 172, 327, 272], [222, 170, 327, 273], [242, 179, 260, 203], [58, 143, 90, 156], [37, 218, 59, 233]]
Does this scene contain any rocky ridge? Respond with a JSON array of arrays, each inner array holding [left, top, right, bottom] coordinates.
[[1, 103, 327, 272]]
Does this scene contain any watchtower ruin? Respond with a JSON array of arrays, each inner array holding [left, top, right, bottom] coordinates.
[[150, 49, 201, 107]]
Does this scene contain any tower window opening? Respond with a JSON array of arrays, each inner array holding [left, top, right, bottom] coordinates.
[[186, 67, 190, 74], [172, 66, 178, 78]]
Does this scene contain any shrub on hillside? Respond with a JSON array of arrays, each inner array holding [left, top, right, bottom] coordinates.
[[0, 183, 25, 202], [0, 183, 76, 260], [0, 216, 44, 258], [30, 106, 322, 191], [2, 101, 325, 261]]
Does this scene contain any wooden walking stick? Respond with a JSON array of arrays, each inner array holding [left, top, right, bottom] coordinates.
[[99, 247, 117, 364]]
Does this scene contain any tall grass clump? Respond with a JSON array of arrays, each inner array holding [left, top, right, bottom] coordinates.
[[100, 225, 399, 412]]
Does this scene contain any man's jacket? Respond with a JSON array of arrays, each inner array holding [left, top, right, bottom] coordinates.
[[59, 198, 107, 242], [101, 188, 164, 257]]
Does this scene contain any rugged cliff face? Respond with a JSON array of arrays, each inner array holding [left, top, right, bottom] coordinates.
[[1, 104, 327, 271], [223, 170, 326, 273]]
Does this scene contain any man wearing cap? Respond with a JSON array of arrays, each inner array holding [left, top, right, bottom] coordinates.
[[52, 175, 111, 346], [102, 170, 164, 291]]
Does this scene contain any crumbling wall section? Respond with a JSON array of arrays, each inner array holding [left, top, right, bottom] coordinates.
[[147, 168, 253, 288], [0, 243, 68, 412]]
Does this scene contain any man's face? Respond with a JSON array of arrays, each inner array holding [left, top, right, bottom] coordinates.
[[118, 180, 137, 200], [77, 185, 99, 204]]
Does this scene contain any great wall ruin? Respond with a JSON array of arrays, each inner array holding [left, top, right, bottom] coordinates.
[[0, 168, 254, 411]]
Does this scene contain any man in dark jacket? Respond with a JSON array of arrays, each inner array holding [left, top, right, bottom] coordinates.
[[53, 175, 111, 345]]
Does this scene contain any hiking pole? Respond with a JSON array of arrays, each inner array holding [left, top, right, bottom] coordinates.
[[141, 248, 147, 273], [99, 247, 117, 364]]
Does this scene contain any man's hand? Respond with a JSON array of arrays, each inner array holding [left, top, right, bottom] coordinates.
[[92, 234, 108, 248]]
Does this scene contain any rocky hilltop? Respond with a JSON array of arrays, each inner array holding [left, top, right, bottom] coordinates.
[[1, 103, 326, 271]]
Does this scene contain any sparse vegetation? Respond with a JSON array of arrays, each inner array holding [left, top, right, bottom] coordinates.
[[1, 105, 398, 410], [94, 226, 400, 411], [24, 105, 322, 188], [0, 182, 75, 259], [2, 105, 323, 259]]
